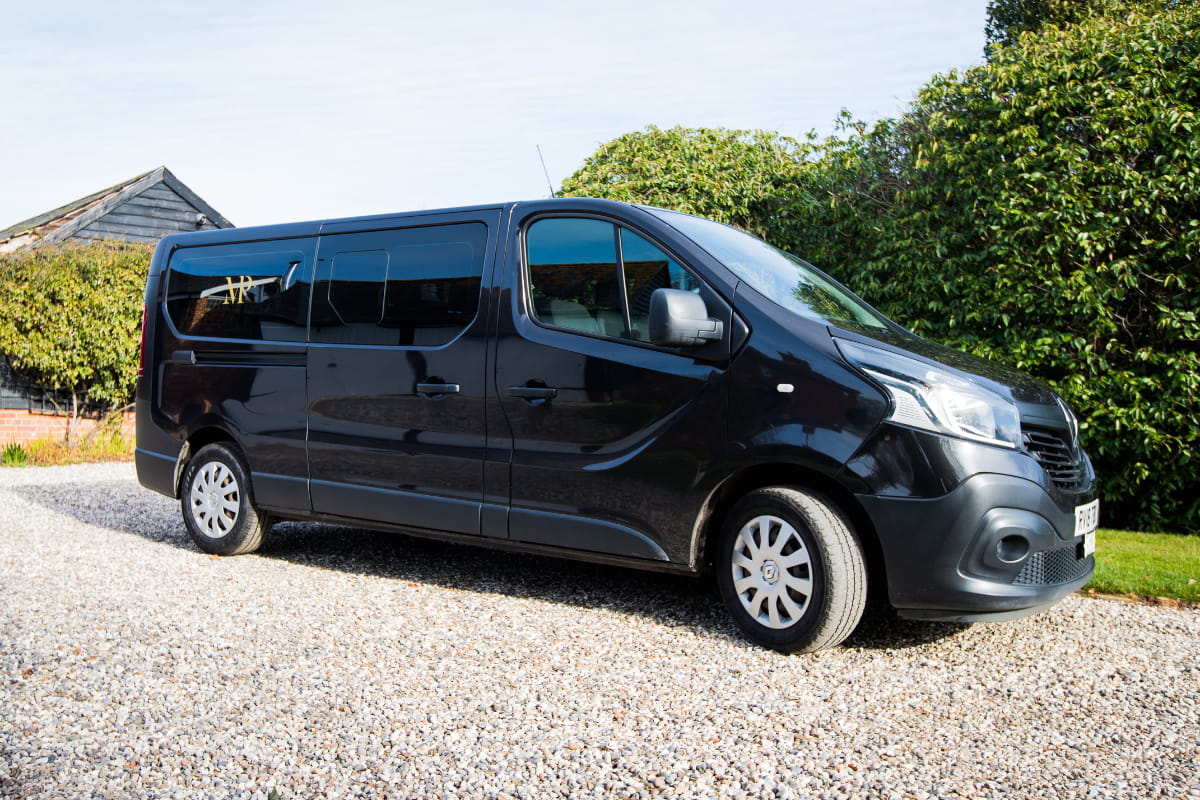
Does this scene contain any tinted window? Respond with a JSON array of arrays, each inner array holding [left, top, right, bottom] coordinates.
[[525, 218, 698, 342], [329, 250, 389, 324], [165, 242, 311, 341], [311, 222, 487, 347], [526, 218, 623, 337], [620, 228, 698, 341]]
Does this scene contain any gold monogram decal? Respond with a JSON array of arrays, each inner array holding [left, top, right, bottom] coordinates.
[[222, 275, 250, 304], [199, 275, 279, 305]]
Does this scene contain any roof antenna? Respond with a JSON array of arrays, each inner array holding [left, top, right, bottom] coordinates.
[[536, 145, 556, 197]]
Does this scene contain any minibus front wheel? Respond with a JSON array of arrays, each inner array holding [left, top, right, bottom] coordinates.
[[717, 487, 867, 654], [180, 442, 272, 556]]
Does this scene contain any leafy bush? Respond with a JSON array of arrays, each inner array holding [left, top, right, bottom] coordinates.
[[0, 241, 151, 439]]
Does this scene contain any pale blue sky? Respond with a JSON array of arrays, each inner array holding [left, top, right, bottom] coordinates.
[[1, 0, 987, 229]]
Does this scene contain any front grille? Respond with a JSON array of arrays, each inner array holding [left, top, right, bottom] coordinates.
[[1022, 426, 1084, 489], [1013, 543, 1093, 586]]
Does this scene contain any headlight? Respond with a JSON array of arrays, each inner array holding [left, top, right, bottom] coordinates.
[[836, 339, 1022, 449], [1055, 393, 1080, 447]]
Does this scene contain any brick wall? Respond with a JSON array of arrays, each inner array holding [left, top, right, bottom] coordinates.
[[0, 410, 135, 446]]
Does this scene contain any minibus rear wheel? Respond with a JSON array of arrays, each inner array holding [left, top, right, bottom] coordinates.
[[717, 487, 867, 654], [180, 442, 271, 556]]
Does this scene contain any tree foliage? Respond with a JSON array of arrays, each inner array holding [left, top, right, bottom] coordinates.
[[561, 3, 1200, 531], [559, 125, 818, 246], [984, 0, 1189, 54], [985, 0, 1099, 52], [0, 242, 151, 433]]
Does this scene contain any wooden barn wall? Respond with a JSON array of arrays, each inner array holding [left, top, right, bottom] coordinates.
[[73, 184, 221, 244]]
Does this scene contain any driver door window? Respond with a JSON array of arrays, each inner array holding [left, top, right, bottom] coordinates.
[[525, 217, 696, 342]]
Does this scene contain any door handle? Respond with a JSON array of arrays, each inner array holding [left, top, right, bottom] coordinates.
[[507, 386, 557, 401], [416, 382, 460, 398]]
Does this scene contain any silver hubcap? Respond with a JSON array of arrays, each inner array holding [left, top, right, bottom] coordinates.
[[189, 462, 240, 539], [731, 514, 814, 629]]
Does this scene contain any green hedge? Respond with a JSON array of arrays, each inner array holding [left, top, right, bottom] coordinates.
[[808, 5, 1199, 532], [0, 241, 151, 422]]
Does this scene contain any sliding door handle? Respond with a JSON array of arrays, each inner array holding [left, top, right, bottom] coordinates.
[[416, 382, 460, 398], [507, 386, 557, 401]]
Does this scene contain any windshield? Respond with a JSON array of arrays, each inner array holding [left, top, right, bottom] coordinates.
[[650, 208, 892, 331]]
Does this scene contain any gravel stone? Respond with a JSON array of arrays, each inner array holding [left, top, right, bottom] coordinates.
[[1, 462, 1197, 799]]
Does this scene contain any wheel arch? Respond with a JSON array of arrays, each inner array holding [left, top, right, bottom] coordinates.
[[693, 463, 887, 602], [177, 431, 272, 556], [173, 426, 242, 498]]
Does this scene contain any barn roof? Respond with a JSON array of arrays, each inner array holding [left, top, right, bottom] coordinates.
[[0, 166, 233, 253]]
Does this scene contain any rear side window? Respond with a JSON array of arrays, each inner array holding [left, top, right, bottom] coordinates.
[[165, 241, 312, 341], [525, 217, 697, 341], [311, 222, 487, 347]]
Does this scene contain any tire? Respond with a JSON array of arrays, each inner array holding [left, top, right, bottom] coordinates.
[[180, 442, 271, 556], [717, 487, 867, 654]]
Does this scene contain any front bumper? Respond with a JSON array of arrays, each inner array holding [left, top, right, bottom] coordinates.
[[858, 472, 1095, 621]]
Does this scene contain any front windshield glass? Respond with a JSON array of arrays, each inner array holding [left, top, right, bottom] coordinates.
[[651, 208, 892, 331]]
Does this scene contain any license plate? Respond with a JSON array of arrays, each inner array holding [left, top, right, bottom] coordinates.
[[1076, 499, 1099, 557]]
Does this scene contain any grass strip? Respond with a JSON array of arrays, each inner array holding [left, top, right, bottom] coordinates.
[[1087, 528, 1199, 604]]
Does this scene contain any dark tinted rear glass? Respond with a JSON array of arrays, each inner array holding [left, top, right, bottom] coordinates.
[[310, 222, 487, 347], [165, 241, 312, 341]]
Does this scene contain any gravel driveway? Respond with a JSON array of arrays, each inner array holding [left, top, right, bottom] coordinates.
[[2, 463, 1197, 799]]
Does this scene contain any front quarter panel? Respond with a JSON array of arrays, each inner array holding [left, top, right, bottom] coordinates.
[[726, 286, 889, 479]]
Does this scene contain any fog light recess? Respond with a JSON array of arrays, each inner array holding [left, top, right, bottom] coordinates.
[[996, 535, 1031, 564]]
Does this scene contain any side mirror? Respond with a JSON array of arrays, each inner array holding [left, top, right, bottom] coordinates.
[[649, 288, 724, 347]]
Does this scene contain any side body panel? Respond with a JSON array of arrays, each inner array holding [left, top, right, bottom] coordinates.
[[305, 210, 501, 535]]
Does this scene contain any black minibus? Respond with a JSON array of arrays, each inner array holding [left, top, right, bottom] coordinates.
[[136, 198, 1098, 652]]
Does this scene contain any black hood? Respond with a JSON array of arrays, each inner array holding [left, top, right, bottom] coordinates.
[[832, 325, 1061, 408]]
